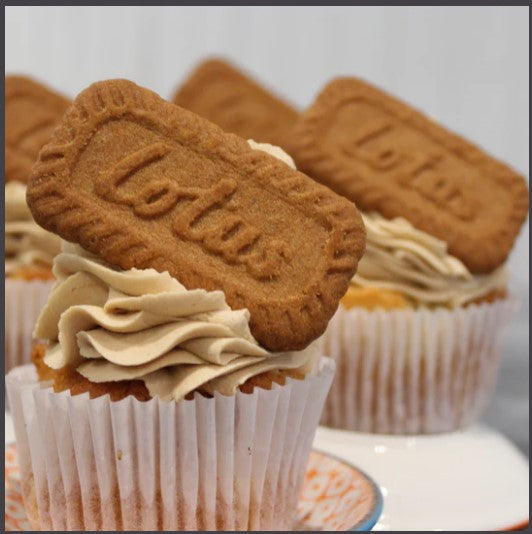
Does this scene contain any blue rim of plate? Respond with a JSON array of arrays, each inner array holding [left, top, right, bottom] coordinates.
[[311, 448, 384, 531]]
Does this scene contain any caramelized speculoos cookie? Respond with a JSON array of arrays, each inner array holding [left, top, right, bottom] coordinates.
[[173, 58, 298, 151], [290, 78, 529, 274], [5, 75, 71, 183], [27, 79, 365, 352]]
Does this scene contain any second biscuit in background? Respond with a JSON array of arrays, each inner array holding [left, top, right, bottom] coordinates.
[[173, 58, 299, 152]]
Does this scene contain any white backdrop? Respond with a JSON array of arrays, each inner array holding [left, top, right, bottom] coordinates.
[[5, 6, 529, 451]]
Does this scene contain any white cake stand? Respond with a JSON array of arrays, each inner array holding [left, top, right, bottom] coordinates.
[[314, 424, 529, 531]]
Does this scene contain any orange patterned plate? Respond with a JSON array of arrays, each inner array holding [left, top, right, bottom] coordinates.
[[5, 444, 382, 531], [297, 449, 383, 530]]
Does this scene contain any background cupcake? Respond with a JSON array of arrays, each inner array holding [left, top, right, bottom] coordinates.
[[6, 79, 365, 530], [4, 75, 69, 372], [290, 77, 529, 434], [320, 212, 517, 434]]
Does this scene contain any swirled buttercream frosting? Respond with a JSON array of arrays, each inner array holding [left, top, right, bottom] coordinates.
[[34, 244, 316, 401], [353, 212, 508, 306], [5, 181, 61, 275]]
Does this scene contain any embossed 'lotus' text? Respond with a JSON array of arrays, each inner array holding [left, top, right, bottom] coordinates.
[[95, 142, 291, 280], [327, 101, 477, 221]]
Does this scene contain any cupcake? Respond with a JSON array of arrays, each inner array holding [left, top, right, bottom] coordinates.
[[6, 79, 365, 530], [5, 75, 69, 372], [320, 212, 517, 434], [290, 77, 529, 434]]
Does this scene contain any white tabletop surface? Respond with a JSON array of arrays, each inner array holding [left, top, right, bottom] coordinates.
[[314, 424, 529, 531]]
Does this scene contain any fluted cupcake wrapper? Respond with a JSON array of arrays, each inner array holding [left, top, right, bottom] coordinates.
[[5, 279, 55, 374], [319, 298, 517, 434], [6, 357, 335, 531]]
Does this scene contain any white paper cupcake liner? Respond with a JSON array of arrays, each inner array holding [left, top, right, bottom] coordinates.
[[5, 279, 55, 374], [319, 298, 517, 434], [6, 357, 335, 531]]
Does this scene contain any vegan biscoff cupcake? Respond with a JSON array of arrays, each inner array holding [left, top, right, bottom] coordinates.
[[5, 75, 69, 372], [291, 77, 529, 434], [6, 79, 365, 530]]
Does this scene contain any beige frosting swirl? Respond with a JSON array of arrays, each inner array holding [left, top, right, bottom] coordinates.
[[248, 139, 296, 169], [353, 212, 508, 306], [34, 244, 316, 401], [5, 182, 61, 275]]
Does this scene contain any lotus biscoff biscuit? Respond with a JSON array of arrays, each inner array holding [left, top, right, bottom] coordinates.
[[5, 75, 71, 183], [27, 79, 366, 352], [290, 77, 529, 273], [173, 58, 298, 151]]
